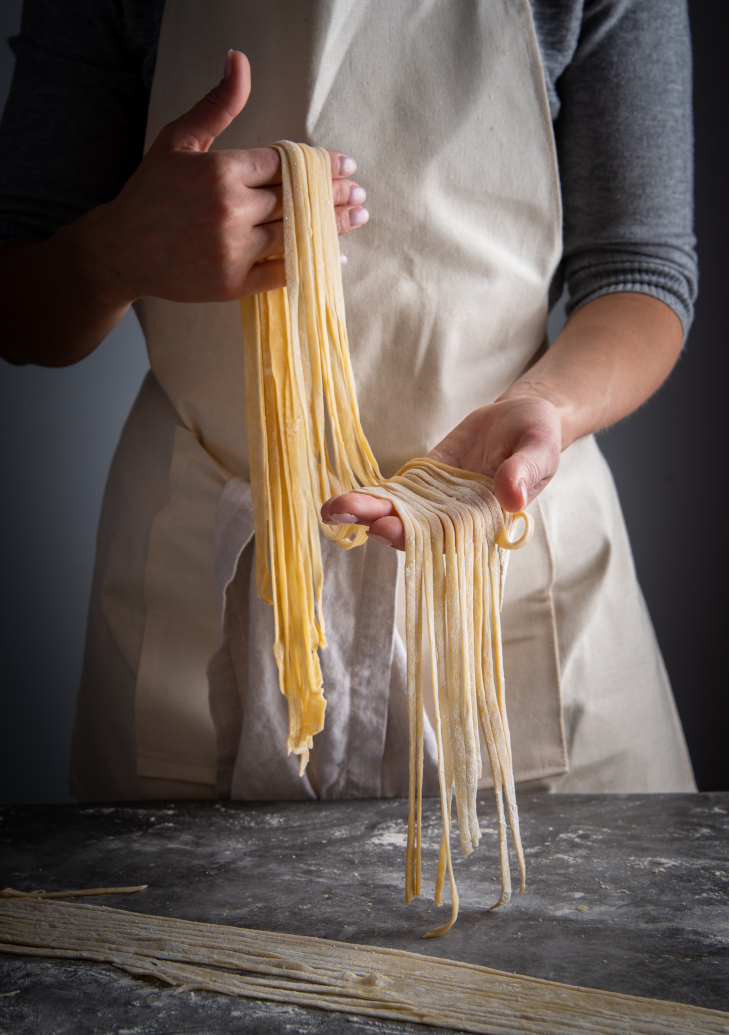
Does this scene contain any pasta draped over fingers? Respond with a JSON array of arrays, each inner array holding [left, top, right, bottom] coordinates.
[[240, 142, 533, 935]]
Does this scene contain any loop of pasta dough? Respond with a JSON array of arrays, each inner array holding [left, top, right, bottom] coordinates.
[[497, 511, 534, 551]]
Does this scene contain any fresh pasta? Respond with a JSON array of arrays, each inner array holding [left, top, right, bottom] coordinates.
[[3, 897, 727, 1035], [239, 142, 534, 935]]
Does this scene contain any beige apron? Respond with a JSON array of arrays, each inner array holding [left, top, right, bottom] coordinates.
[[70, 0, 695, 802]]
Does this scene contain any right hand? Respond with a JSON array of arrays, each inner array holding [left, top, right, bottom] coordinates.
[[322, 395, 562, 550], [76, 50, 367, 307]]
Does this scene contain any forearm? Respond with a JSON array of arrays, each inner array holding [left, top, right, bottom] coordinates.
[[500, 292, 684, 449], [0, 221, 132, 368]]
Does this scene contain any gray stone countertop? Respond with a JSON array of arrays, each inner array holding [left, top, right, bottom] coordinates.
[[0, 793, 728, 1034]]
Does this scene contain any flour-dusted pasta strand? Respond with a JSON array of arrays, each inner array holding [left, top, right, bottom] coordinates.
[[397, 485, 460, 933], [241, 143, 376, 772], [240, 142, 534, 929], [360, 468, 528, 923], [406, 463, 529, 897], [4, 899, 727, 1035], [0, 886, 148, 899]]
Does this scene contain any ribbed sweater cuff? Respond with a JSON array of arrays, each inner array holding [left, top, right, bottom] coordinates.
[[565, 257, 696, 337]]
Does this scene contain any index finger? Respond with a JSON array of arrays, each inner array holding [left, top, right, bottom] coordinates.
[[237, 147, 283, 187], [240, 148, 357, 188], [321, 491, 394, 526]]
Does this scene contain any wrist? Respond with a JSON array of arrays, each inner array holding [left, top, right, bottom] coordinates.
[[55, 203, 137, 312], [496, 382, 575, 451], [498, 294, 685, 453]]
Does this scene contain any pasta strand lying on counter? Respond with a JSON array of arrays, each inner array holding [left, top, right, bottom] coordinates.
[[2, 899, 727, 1035], [240, 142, 533, 932]]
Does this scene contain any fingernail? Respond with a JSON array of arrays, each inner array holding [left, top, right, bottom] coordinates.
[[349, 185, 366, 204], [519, 480, 529, 508], [339, 253, 347, 266], [367, 532, 391, 547], [224, 49, 234, 80], [349, 207, 369, 227], [329, 512, 358, 525], [339, 156, 357, 175]]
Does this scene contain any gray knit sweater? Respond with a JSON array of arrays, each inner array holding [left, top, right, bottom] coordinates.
[[0, 0, 697, 331]]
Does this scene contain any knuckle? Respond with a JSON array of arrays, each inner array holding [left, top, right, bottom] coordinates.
[[216, 261, 245, 299], [522, 457, 543, 489], [202, 165, 245, 224], [332, 179, 349, 204], [243, 147, 279, 181], [201, 85, 231, 116], [207, 194, 237, 230], [208, 151, 236, 187], [206, 233, 243, 280]]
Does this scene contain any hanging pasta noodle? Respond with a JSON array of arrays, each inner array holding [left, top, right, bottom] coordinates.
[[240, 142, 533, 937]]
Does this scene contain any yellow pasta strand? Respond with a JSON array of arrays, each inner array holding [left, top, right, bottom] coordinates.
[[6, 898, 727, 1035], [240, 142, 534, 934]]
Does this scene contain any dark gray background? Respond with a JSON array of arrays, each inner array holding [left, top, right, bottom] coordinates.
[[0, 1, 725, 803]]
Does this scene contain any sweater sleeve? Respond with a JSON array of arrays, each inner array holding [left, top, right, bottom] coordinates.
[[0, 0, 162, 245], [552, 0, 698, 334]]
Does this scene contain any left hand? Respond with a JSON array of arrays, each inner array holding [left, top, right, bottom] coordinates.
[[321, 394, 561, 551], [321, 291, 685, 552]]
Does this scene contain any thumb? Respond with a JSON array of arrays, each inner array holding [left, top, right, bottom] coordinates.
[[157, 50, 251, 154], [492, 435, 561, 514]]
